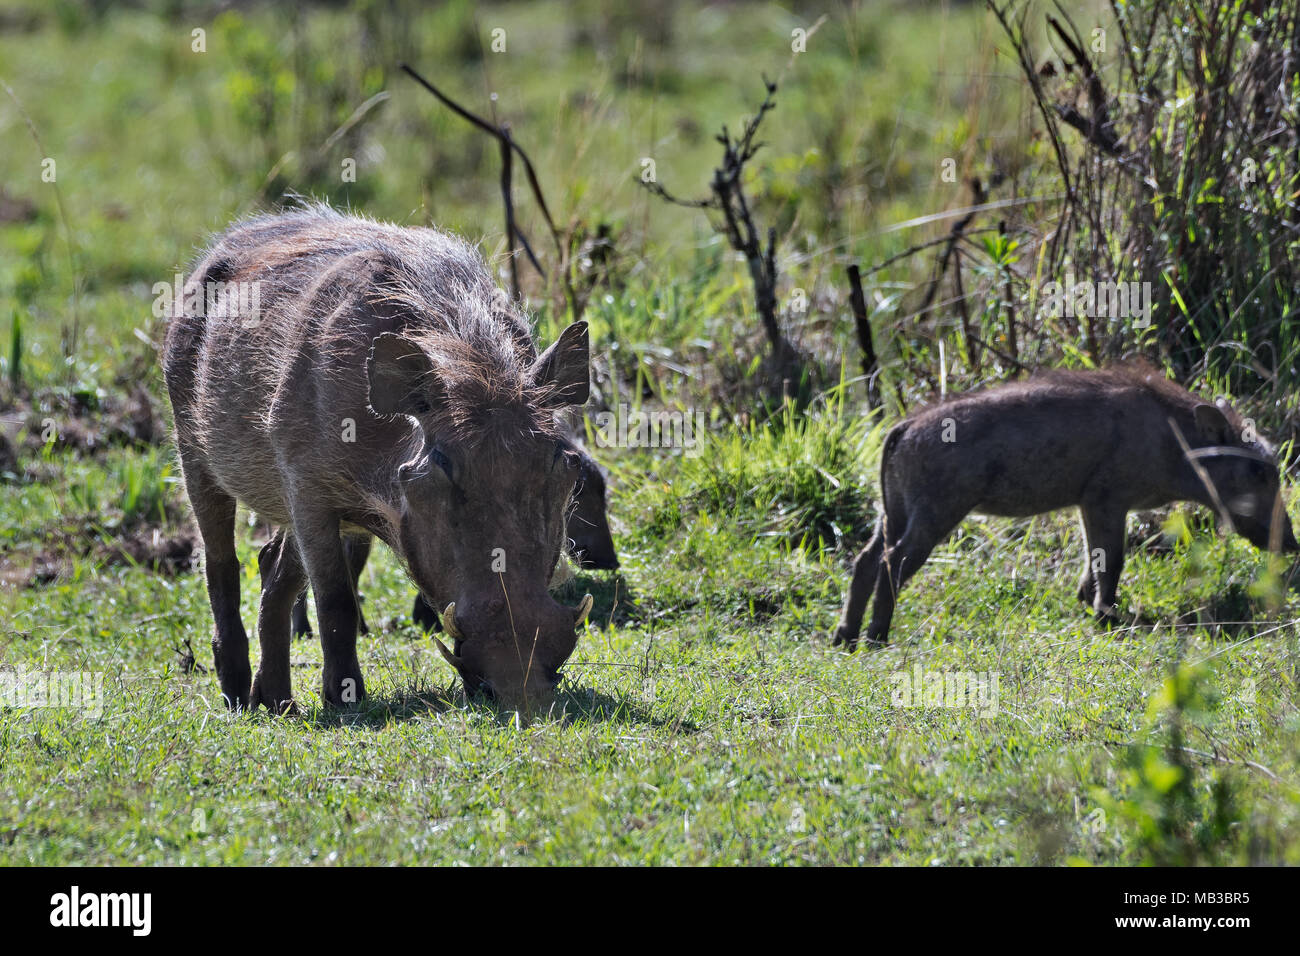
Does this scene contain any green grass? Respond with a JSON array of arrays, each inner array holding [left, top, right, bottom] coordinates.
[[3, 404, 1299, 865]]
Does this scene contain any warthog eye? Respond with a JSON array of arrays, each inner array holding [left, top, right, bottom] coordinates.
[[398, 459, 427, 482]]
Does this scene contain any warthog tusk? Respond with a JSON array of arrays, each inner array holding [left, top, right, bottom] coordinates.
[[439, 602, 464, 641], [432, 636, 463, 671], [574, 593, 594, 627]]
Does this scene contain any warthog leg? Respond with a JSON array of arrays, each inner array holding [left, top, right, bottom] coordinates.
[[862, 514, 951, 647], [290, 591, 312, 640], [412, 593, 440, 633], [290, 536, 371, 639], [833, 525, 885, 650], [1079, 501, 1127, 621], [179, 457, 251, 709], [293, 507, 367, 707], [250, 528, 307, 715]]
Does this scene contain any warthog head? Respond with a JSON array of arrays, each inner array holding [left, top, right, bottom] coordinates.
[[367, 321, 594, 712], [1188, 401, 1299, 553]]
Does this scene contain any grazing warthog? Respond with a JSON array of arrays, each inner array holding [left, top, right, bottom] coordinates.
[[164, 205, 595, 713], [833, 364, 1298, 650], [289, 441, 619, 637]]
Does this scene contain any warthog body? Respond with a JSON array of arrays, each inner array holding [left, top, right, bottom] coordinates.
[[833, 365, 1297, 649], [164, 205, 594, 712]]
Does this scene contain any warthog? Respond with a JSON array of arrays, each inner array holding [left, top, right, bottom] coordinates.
[[288, 441, 619, 637], [164, 204, 595, 712], [833, 364, 1298, 649]]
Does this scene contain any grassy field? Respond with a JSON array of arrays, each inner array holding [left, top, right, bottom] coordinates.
[[4, 400, 1299, 865], [2, 0, 1299, 865]]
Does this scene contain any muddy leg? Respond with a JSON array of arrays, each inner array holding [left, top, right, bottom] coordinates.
[[250, 529, 307, 715], [833, 527, 885, 649], [180, 459, 250, 709], [862, 520, 940, 648], [293, 508, 366, 707], [1080, 504, 1127, 620]]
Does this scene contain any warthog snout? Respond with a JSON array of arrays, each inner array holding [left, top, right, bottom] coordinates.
[[433, 594, 593, 711], [1225, 493, 1300, 554]]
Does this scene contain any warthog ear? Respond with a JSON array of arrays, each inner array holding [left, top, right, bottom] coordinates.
[[530, 321, 590, 407], [368, 334, 441, 418], [1193, 402, 1233, 445]]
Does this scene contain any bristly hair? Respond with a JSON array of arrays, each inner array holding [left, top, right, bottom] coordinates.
[[1025, 359, 1249, 431], [192, 201, 559, 450], [920, 358, 1245, 425]]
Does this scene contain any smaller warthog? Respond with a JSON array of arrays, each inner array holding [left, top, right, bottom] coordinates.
[[833, 365, 1298, 649]]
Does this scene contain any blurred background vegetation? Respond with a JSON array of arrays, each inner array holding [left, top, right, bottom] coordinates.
[[1, 0, 1296, 438], [3, 0, 1297, 573], [2, 0, 1298, 562], [0, 0, 1063, 410]]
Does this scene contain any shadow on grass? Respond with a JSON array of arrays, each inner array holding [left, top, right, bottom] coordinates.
[[256, 571, 684, 731], [291, 674, 695, 733], [297, 680, 460, 730]]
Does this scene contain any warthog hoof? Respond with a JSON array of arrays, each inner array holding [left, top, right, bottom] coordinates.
[[321, 669, 366, 709], [1093, 603, 1121, 627], [217, 666, 252, 712], [252, 694, 300, 717], [250, 676, 298, 716], [831, 626, 860, 652], [832, 626, 892, 652], [220, 691, 252, 712]]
